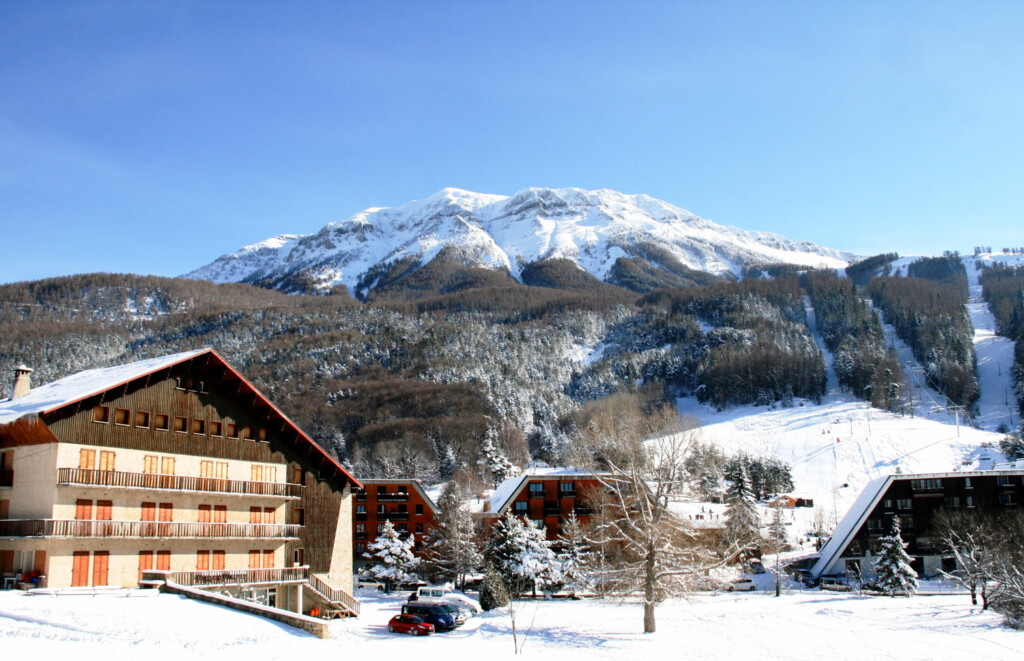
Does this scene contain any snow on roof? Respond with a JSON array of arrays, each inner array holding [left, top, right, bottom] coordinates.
[[487, 466, 601, 515], [811, 474, 893, 577], [0, 349, 207, 425]]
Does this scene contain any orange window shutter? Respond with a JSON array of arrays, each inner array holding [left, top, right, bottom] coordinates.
[[138, 551, 154, 583], [158, 503, 173, 522], [200, 461, 213, 478], [263, 507, 276, 524], [266, 466, 276, 482], [92, 551, 109, 586], [143, 456, 158, 474], [76, 499, 93, 520], [249, 507, 262, 524], [72, 551, 90, 587], [196, 550, 210, 571], [216, 462, 228, 479], [79, 449, 95, 470], [251, 465, 262, 482], [161, 457, 175, 475], [99, 451, 115, 472], [212, 550, 225, 570], [141, 502, 156, 521], [198, 505, 211, 523], [156, 551, 170, 571], [96, 501, 113, 520], [248, 550, 260, 569], [214, 506, 227, 523], [263, 550, 274, 568]]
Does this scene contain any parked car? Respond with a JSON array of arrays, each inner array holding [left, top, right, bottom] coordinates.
[[725, 579, 757, 592], [388, 614, 434, 636], [401, 602, 458, 632], [819, 577, 852, 592], [357, 578, 385, 591], [748, 561, 766, 574], [436, 602, 467, 626]]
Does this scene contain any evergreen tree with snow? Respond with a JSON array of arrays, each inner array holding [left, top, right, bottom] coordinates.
[[485, 512, 558, 596], [556, 511, 591, 598], [723, 465, 761, 551], [873, 518, 919, 597], [481, 427, 520, 486], [362, 520, 420, 593], [516, 516, 561, 596], [422, 481, 481, 589]]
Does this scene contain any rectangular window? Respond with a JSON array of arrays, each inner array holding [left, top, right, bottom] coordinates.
[[76, 499, 93, 520], [263, 549, 274, 568], [964, 477, 973, 489], [900, 515, 915, 529], [156, 551, 171, 571], [356, 523, 366, 534], [138, 551, 154, 583], [292, 508, 304, 526], [415, 504, 423, 515], [214, 505, 227, 523], [99, 451, 115, 472], [92, 551, 109, 586], [396, 523, 407, 532], [173, 417, 187, 433], [215, 462, 228, 479], [200, 461, 213, 478], [134, 411, 150, 428], [143, 455, 158, 474], [160, 457, 175, 475], [226, 423, 238, 439], [154, 414, 169, 431], [293, 548, 304, 566], [192, 419, 205, 435], [113, 408, 130, 426], [415, 523, 423, 533], [141, 502, 156, 521], [240, 426, 252, 441], [197, 550, 210, 571], [378, 486, 387, 495], [198, 505, 211, 523], [209, 421, 222, 437], [397, 485, 408, 494], [911, 478, 943, 490], [355, 542, 365, 553], [559, 482, 576, 496], [265, 466, 277, 482], [529, 483, 544, 498], [1000, 493, 1017, 506], [96, 500, 112, 520], [158, 503, 173, 522], [263, 507, 276, 524], [251, 465, 264, 482], [212, 550, 225, 570], [377, 523, 385, 534], [883, 499, 894, 510], [966, 495, 975, 507], [72, 551, 90, 587], [248, 550, 261, 569], [356, 504, 366, 514], [944, 497, 961, 508], [377, 504, 385, 515], [292, 467, 305, 484], [92, 406, 109, 423], [514, 501, 528, 513], [79, 449, 96, 470], [997, 475, 1014, 487], [250, 507, 262, 524], [896, 499, 912, 510], [258, 428, 267, 442]]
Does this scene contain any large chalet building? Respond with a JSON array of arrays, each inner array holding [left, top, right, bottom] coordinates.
[[353, 479, 437, 567], [478, 468, 605, 540], [0, 349, 360, 615], [812, 469, 1024, 580]]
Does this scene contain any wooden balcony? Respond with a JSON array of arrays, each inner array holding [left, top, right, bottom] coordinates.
[[154, 566, 309, 588], [0, 519, 301, 540], [376, 493, 409, 502], [0, 469, 12, 488], [56, 468, 302, 499]]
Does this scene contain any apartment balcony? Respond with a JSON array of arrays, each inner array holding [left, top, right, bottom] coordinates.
[[56, 468, 302, 499], [154, 566, 309, 588], [0, 519, 301, 540], [376, 493, 409, 502], [381, 511, 409, 521], [0, 469, 12, 488]]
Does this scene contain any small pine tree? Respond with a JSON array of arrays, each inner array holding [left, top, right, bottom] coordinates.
[[362, 520, 420, 593], [481, 427, 519, 486], [479, 564, 509, 611], [486, 512, 531, 596], [874, 518, 918, 597], [724, 465, 761, 551], [557, 511, 591, 598]]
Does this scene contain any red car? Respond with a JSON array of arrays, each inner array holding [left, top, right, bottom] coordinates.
[[388, 614, 435, 636]]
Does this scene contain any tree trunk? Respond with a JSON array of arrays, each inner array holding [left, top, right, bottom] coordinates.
[[643, 549, 657, 633]]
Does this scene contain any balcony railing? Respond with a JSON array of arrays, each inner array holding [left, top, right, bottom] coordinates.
[[308, 573, 361, 616], [0, 469, 12, 488], [159, 566, 309, 588], [376, 493, 409, 502], [56, 468, 302, 499], [0, 519, 301, 540], [382, 511, 409, 521]]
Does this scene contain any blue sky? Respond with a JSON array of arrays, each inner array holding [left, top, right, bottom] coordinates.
[[2, 1, 1022, 284]]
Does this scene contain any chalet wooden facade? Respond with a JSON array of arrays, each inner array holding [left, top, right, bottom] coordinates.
[[353, 479, 436, 567], [0, 349, 360, 616], [479, 469, 604, 540]]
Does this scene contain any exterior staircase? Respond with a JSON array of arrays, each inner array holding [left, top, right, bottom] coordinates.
[[305, 573, 360, 617]]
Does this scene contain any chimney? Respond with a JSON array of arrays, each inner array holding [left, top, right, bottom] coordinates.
[[9, 365, 32, 400]]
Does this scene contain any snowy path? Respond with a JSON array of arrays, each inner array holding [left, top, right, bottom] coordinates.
[[965, 257, 1018, 432]]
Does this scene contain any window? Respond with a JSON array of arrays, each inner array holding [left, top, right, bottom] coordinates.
[[356, 523, 366, 539], [250, 507, 263, 524], [79, 449, 96, 470], [72, 551, 90, 587], [265, 466, 277, 482], [964, 477, 973, 489], [415, 523, 423, 533], [92, 406, 109, 423], [134, 411, 150, 428], [191, 419, 205, 435], [216, 462, 229, 480], [212, 550, 225, 570], [377, 504, 385, 515], [249, 550, 261, 569], [900, 515, 914, 529], [154, 414, 169, 431], [240, 426, 252, 441], [377, 523, 385, 534], [896, 499, 912, 510], [356, 504, 366, 514], [292, 467, 305, 485], [160, 457, 175, 475], [866, 518, 883, 532], [173, 417, 187, 433], [251, 465, 264, 482], [559, 482, 576, 496], [292, 508, 304, 526], [997, 475, 1015, 487], [138, 551, 154, 583], [415, 504, 423, 516], [1000, 493, 1017, 506], [198, 505, 211, 523], [883, 499, 894, 510], [156, 551, 171, 571], [396, 523, 407, 533], [514, 501, 528, 514], [944, 497, 961, 508], [76, 499, 93, 520], [200, 461, 213, 478], [113, 408, 130, 425], [226, 423, 238, 439], [96, 500, 112, 520], [99, 451, 115, 472], [141, 502, 156, 521], [293, 548, 304, 566], [529, 483, 544, 498], [209, 421, 222, 437], [197, 550, 210, 571], [966, 495, 975, 507], [264, 507, 276, 524], [398, 485, 408, 494], [258, 428, 267, 442], [143, 455, 158, 474], [214, 505, 227, 523], [158, 502, 173, 521], [355, 543, 365, 553], [263, 550, 274, 568], [911, 478, 942, 490], [377, 486, 387, 495]]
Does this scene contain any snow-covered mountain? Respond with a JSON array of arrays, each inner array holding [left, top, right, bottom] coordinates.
[[184, 187, 855, 295]]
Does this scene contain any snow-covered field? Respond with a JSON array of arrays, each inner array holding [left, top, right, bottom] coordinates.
[[2, 588, 1021, 660]]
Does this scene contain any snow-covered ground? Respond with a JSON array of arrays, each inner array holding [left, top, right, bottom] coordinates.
[[2, 588, 1020, 660], [966, 256, 1019, 432]]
